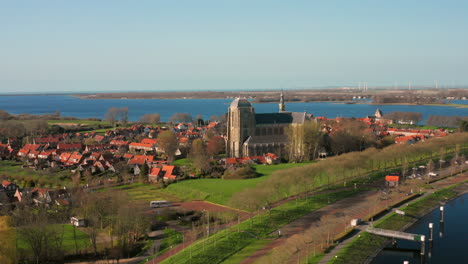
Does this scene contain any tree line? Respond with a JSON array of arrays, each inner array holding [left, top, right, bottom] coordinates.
[[229, 133, 468, 211], [426, 115, 468, 128], [383, 111, 423, 124]]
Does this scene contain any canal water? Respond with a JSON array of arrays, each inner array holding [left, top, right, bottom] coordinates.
[[371, 193, 468, 264]]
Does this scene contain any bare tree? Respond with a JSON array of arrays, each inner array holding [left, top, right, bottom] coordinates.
[[105, 107, 120, 127], [157, 130, 179, 162], [169, 113, 192, 123], [140, 113, 160, 125], [120, 107, 129, 127]]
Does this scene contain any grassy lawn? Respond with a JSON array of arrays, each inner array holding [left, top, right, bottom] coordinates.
[[80, 128, 111, 134], [162, 162, 314, 206], [172, 158, 192, 166], [328, 184, 461, 264], [17, 224, 90, 253], [102, 182, 183, 203], [161, 188, 361, 264], [47, 119, 110, 125]]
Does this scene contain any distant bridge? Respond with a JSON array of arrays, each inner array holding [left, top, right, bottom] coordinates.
[[366, 227, 426, 255], [366, 227, 425, 242]]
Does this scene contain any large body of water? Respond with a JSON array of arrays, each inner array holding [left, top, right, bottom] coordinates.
[[0, 95, 466, 123], [371, 193, 468, 264]]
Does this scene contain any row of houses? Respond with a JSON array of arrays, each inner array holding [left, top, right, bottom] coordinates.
[[1, 180, 71, 207]]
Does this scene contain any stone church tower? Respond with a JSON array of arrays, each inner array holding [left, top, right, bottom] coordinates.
[[226, 98, 256, 158]]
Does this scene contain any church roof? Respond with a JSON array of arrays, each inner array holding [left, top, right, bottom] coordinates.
[[255, 112, 310, 124], [230, 98, 252, 108]]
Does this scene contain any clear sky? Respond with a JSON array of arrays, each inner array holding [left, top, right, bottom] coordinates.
[[1, 0, 467, 93]]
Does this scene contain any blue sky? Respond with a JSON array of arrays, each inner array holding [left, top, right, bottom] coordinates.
[[1, 1, 467, 93]]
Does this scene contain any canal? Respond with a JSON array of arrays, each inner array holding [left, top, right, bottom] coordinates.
[[371, 193, 468, 264]]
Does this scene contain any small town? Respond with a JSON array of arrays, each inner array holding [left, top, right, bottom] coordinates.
[[1, 95, 468, 264], [2, 1, 468, 264]]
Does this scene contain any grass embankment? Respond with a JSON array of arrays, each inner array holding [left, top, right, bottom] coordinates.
[[161, 188, 361, 264], [326, 184, 462, 264], [17, 224, 90, 253], [158, 228, 183, 256]]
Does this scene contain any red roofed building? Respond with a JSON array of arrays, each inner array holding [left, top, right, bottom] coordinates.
[[38, 150, 54, 160], [94, 135, 105, 142], [18, 144, 43, 157], [385, 174, 400, 187], [59, 152, 73, 164], [148, 167, 161, 182], [141, 138, 158, 145], [57, 143, 83, 151], [129, 142, 154, 152], [110, 140, 129, 147], [161, 165, 176, 181]]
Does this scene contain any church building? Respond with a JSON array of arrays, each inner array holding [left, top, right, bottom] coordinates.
[[226, 92, 313, 158]]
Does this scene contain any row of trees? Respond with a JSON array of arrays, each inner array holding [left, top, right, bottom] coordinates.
[[229, 133, 468, 211], [0, 120, 48, 138], [104, 107, 129, 127], [140, 112, 223, 125], [426, 115, 468, 128], [383, 111, 423, 124], [373, 94, 443, 104], [286, 119, 379, 162]]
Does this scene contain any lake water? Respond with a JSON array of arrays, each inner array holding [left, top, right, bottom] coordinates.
[[371, 193, 468, 264], [0, 95, 466, 123]]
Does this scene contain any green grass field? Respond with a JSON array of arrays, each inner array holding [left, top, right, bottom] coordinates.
[[102, 182, 183, 203], [103, 162, 314, 206], [162, 162, 314, 205], [47, 119, 110, 125], [17, 224, 90, 253]]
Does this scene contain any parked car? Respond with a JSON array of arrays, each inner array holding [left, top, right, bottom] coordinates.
[[428, 172, 438, 177]]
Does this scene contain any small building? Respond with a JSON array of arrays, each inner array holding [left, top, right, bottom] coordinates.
[[70, 217, 87, 227], [385, 174, 400, 187]]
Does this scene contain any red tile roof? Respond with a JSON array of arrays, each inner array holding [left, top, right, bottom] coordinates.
[[2, 180, 12, 188], [162, 165, 176, 179], [385, 175, 400, 182], [141, 138, 158, 145], [149, 168, 161, 176]]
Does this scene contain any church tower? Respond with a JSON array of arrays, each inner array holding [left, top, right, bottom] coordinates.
[[279, 91, 286, 112], [227, 98, 256, 158]]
